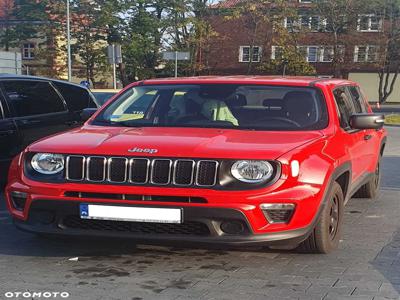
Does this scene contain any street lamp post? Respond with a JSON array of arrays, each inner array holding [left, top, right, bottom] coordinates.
[[66, 0, 72, 81]]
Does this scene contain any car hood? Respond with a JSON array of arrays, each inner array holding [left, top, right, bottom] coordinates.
[[28, 126, 324, 160]]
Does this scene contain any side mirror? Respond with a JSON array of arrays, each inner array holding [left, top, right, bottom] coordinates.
[[80, 108, 97, 121], [350, 113, 385, 130]]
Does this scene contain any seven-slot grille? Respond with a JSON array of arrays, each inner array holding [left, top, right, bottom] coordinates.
[[65, 155, 219, 187]]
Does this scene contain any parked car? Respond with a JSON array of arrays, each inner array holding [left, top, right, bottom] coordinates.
[[91, 89, 120, 106], [0, 74, 98, 183], [5, 76, 386, 253]]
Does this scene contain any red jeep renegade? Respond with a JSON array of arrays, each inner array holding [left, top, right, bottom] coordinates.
[[5, 77, 387, 253]]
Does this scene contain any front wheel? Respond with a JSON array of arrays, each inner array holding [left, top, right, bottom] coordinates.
[[297, 181, 344, 254]]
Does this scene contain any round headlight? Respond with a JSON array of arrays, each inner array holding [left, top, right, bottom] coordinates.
[[31, 153, 64, 175], [231, 160, 274, 183]]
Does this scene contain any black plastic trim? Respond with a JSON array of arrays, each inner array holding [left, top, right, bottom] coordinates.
[[14, 199, 314, 246]]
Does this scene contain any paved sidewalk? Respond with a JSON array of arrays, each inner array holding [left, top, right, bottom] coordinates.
[[0, 127, 399, 300]]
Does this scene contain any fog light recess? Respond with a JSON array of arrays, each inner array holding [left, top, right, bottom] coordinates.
[[10, 191, 28, 211], [220, 221, 245, 235], [260, 203, 295, 224]]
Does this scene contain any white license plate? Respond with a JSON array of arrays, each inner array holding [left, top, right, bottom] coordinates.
[[79, 204, 182, 224]]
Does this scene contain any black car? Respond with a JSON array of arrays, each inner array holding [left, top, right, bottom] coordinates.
[[0, 74, 98, 183], [91, 89, 119, 105]]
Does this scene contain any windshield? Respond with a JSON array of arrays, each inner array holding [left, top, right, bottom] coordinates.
[[93, 84, 328, 131]]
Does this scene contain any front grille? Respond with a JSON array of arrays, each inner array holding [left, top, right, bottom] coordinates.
[[151, 159, 172, 184], [62, 216, 210, 236], [65, 156, 219, 187], [87, 157, 106, 181]]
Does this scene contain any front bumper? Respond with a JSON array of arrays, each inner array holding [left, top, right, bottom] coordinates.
[[13, 200, 314, 246], [5, 161, 327, 246]]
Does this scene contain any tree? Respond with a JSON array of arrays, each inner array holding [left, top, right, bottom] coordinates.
[[376, 0, 400, 103], [0, 0, 47, 51], [70, 0, 109, 87], [222, 0, 276, 74], [259, 1, 315, 76], [120, 0, 169, 81], [219, 0, 314, 75], [0, 0, 15, 51], [313, 0, 371, 78]]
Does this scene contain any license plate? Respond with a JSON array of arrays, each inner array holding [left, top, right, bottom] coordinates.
[[79, 204, 182, 224]]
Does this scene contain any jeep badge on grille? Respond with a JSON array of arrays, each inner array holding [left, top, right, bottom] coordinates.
[[128, 147, 158, 154]]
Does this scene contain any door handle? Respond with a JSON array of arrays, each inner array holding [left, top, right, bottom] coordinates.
[[364, 134, 373, 141], [65, 120, 79, 126], [0, 130, 15, 137], [20, 119, 41, 125]]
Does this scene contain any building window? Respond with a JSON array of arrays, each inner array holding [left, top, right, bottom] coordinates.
[[354, 46, 379, 62], [307, 46, 318, 62], [321, 46, 334, 62], [271, 46, 283, 60], [285, 16, 321, 32], [299, 15, 321, 32], [22, 43, 35, 59], [297, 46, 319, 63], [272, 45, 344, 63], [284, 17, 299, 32], [358, 15, 382, 32], [239, 46, 261, 63]]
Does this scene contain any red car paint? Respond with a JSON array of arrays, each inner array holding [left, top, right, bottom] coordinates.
[[4, 76, 387, 246]]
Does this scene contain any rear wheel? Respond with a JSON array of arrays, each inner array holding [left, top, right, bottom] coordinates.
[[354, 159, 381, 199], [297, 181, 344, 254]]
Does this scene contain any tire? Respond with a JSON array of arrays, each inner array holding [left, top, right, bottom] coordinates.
[[354, 159, 381, 199], [297, 181, 344, 254]]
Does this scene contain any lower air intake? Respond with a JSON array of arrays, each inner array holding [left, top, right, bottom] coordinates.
[[62, 216, 211, 236]]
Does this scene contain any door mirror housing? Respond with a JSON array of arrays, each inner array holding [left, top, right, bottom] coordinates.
[[80, 108, 97, 121], [350, 113, 385, 130]]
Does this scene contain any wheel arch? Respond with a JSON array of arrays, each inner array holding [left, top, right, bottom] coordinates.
[[331, 162, 352, 201], [380, 136, 387, 157]]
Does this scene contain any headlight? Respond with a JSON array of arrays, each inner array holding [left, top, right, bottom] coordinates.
[[231, 160, 274, 183], [31, 153, 64, 175]]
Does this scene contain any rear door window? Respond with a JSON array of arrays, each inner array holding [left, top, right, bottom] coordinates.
[[1, 80, 66, 117], [333, 87, 355, 130], [53, 82, 97, 111], [348, 86, 368, 113]]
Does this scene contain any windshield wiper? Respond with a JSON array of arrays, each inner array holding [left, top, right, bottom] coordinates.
[[91, 119, 144, 127]]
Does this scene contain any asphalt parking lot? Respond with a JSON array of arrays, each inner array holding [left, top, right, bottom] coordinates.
[[0, 127, 399, 300]]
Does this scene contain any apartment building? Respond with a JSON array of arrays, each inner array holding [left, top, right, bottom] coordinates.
[[206, 0, 386, 78]]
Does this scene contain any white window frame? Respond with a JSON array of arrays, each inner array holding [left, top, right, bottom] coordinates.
[[239, 46, 251, 62], [357, 14, 383, 32], [239, 46, 261, 63], [283, 17, 300, 32], [307, 46, 319, 62], [273, 45, 343, 63], [354, 45, 379, 62], [285, 16, 321, 32], [320, 46, 334, 63], [22, 42, 35, 60], [298, 15, 321, 32], [271, 46, 283, 60], [252, 46, 262, 62]]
